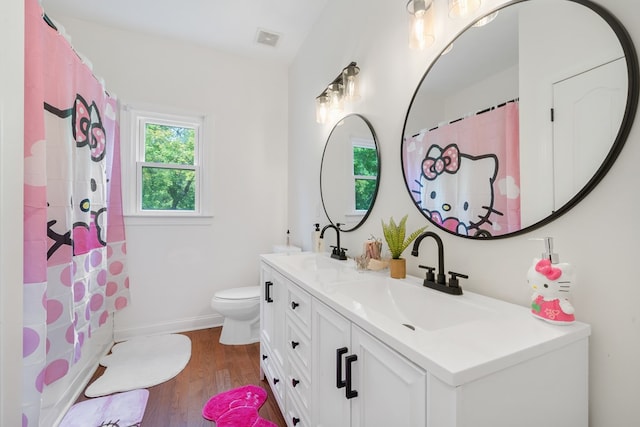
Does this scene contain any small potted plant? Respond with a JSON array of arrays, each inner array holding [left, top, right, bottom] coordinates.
[[381, 215, 427, 279]]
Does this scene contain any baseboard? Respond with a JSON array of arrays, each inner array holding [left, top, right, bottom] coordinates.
[[113, 313, 224, 342], [44, 327, 114, 427]]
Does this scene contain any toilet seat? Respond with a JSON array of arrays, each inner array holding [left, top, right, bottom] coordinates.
[[214, 286, 260, 300]]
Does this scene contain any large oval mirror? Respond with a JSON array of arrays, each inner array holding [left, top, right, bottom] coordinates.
[[402, 0, 638, 238], [321, 114, 380, 232]]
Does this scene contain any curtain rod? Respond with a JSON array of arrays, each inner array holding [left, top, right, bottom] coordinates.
[[425, 98, 519, 133], [43, 13, 57, 31]]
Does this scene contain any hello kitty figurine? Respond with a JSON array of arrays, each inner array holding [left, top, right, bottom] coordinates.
[[527, 258, 576, 324]]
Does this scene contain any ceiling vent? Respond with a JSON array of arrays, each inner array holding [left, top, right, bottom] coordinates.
[[256, 29, 281, 47]]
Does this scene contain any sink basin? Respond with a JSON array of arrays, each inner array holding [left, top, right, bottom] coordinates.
[[335, 277, 495, 332], [274, 252, 362, 283]]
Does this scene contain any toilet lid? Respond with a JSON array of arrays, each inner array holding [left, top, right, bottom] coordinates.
[[215, 286, 260, 300]]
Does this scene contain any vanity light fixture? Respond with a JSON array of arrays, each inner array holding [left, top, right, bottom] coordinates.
[[448, 0, 481, 19], [315, 62, 360, 124], [407, 0, 435, 50]]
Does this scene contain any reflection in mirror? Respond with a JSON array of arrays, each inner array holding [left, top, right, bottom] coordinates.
[[402, 0, 638, 239], [321, 114, 380, 232]]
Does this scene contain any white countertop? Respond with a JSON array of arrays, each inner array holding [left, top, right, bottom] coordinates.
[[261, 251, 591, 387]]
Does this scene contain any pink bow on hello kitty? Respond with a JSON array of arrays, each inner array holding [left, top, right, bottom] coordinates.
[[422, 144, 460, 180], [535, 259, 562, 281]]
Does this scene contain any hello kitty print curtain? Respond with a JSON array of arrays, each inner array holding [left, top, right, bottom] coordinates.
[[23, 0, 130, 424], [402, 101, 521, 237]]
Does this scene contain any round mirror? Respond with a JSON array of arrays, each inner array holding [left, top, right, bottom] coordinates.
[[321, 114, 381, 232], [402, 0, 638, 238]]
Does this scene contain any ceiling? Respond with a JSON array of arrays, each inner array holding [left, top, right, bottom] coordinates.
[[40, 0, 329, 63]]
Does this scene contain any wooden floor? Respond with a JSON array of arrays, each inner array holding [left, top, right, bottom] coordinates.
[[77, 327, 287, 427]]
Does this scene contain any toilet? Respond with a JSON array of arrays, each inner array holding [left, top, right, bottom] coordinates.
[[211, 286, 261, 345], [212, 244, 301, 345]]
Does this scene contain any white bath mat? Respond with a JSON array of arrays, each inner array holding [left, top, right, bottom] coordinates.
[[85, 333, 191, 397]]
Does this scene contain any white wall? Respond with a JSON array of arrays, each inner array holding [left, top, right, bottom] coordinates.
[[0, 2, 24, 426], [49, 17, 290, 339], [288, 0, 640, 425]]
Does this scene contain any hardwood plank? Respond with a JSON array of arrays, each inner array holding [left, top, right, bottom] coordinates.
[[76, 327, 286, 426]]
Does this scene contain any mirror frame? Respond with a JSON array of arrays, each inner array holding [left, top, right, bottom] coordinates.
[[320, 114, 381, 232], [401, 0, 639, 239]]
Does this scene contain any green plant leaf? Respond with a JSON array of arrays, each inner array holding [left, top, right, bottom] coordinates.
[[381, 215, 427, 259]]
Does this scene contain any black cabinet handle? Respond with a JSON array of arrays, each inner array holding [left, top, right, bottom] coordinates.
[[292, 378, 300, 387], [265, 281, 273, 303], [336, 347, 348, 389], [291, 301, 299, 310], [273, 377, 279, 385], [345, 354, 358, 399], [291, 341, 299, 349], [292, 417, 300, 426], [262, 354, 268, 360]]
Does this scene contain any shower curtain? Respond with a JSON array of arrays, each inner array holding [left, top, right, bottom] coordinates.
[[23, 0, 130, 424], [403, 101, 521, 236]]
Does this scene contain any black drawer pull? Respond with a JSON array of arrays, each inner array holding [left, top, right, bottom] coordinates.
[[273, 377, 280, 385], [265, 281, 274, 303], [291, 301, 299, 310], [345, 354, 358, 399], [291, 341, 299, 349], [292, 378, 300, 387], [292, 417, 300, 425], [262, 354, 268, 360], [336, 347, 348, 389]]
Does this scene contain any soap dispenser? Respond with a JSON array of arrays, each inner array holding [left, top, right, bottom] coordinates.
[[312, 223, 324, 253], [526, 237, 576, 324]]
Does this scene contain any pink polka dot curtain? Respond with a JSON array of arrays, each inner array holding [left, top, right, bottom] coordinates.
[[23, 0, 130, 424]]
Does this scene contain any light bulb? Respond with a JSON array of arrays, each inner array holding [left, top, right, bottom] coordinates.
[[342, 64, 360, 102], [408, 0, 435, 50], [449, 0, 481, 19], [315, 94, 330, 124], [473, 11, 498, 27]]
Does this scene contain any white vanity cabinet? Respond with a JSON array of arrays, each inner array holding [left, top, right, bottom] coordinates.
[[260, 254, 590, 427], [312, 299, 426, 427], [261, 263, 313, 427]]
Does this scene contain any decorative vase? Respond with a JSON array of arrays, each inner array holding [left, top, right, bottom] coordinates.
[[389, 258, 406, 279]]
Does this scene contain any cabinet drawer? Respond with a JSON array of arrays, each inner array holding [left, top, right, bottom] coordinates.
[[287, 355, 311, 412], [262, 353, 286, 410], [287, 283, 311, 334], [285, 386, 309, 427], [285, 319, 311, 375]]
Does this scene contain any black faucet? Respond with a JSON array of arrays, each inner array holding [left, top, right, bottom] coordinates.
[[411, 231, 467, 295], [320, 223, 348, 260]]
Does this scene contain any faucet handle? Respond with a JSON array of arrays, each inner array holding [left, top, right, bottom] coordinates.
[[448, 271, 469, 289], [418, 265, 436, 282]]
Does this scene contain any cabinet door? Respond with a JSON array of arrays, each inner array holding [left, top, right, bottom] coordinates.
[[350, 326, 426, 427], [260, 265, 287, 369], [260, 263, 275, 351], [311, 300, 351, 427]]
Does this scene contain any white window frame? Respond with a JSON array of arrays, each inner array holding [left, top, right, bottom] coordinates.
[[122, 104, 211, 220]]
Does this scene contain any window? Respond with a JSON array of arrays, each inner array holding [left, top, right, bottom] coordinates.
[[352, 138, 378, 212], [124, 107, 207, 217]]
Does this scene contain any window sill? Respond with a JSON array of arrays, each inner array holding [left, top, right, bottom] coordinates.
[[124, 213, 214, 226]]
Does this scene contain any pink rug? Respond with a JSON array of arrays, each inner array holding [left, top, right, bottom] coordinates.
[[60, 389, 149, 427], [202, 385, 277, 427]]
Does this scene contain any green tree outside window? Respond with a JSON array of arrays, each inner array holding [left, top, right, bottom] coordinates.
[[353, 145, 378, 211], [141, 123, 196, 211]]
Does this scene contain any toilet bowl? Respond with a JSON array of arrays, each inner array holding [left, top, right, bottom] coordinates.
[[211, 286, 260, 345]]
